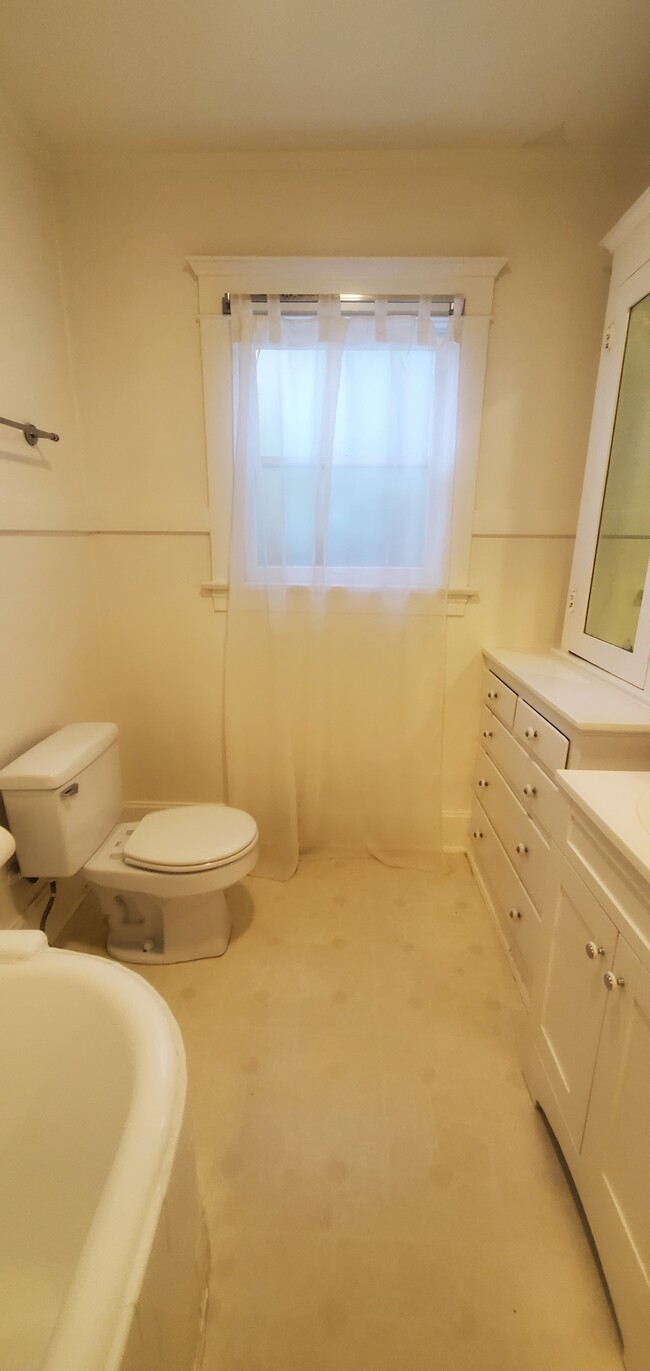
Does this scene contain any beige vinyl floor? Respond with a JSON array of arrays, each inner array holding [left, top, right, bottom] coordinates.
[[61, 852, 624, 1371]]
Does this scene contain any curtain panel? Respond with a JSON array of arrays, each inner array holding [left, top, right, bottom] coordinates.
[[224, 295, 460, 877]]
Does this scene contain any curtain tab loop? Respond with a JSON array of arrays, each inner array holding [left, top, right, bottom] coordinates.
[[417, 297, 431, 346], [230, 294, 254, 344], [268, 295, 282, 344], [375, 297, 388, 342], [448, 295, 464, 342], [318, 294, 344, 343]]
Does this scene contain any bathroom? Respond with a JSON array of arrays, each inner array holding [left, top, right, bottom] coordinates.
[[1, 4, 650, 1367]]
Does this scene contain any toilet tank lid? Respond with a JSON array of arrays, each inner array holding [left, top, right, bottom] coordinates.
[[0, 723, 119, 791]]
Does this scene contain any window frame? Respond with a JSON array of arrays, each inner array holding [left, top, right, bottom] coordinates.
[[189, 255, 506, 614]]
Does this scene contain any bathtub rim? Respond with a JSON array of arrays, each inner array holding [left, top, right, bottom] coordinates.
[[1, 939, 188, 1371]]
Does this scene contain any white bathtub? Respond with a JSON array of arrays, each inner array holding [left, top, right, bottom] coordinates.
[[0, 930, 208, 1371]]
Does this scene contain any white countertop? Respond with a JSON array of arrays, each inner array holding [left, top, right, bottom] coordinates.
[[556, 769, 650, 888], [485, 649, 650, 732]]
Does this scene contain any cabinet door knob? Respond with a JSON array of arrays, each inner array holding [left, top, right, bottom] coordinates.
[[515, 843, 528, 855], [586, 943, 607, 959], [487, 690, 498, 700], [482, 730, 493, 739], [508, 908, 522, 920], [472, 830, 484, 840], [523, 784, 537, 797], [604, 972, 626, 990], [524, 727, 538, 739], [478, 778, 489, 788]]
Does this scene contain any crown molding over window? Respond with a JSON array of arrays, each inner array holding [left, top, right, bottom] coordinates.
[[187, 255, 507, 318]]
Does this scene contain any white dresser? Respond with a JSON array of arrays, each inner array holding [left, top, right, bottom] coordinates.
[[525, 769, 650, 1371], [469, 648, 650, 1005]]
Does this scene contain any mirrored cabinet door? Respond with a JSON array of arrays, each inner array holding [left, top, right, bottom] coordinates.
[[585, 289, 650, 654], [564, 252, 650, 688]]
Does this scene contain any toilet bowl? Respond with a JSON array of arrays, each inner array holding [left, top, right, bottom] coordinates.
[[0, 724, 258, 966], [85, 807, 258, 964]]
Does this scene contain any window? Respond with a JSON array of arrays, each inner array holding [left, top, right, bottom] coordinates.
[[189, 256, 506, 611], [242, 306, 457, 583]]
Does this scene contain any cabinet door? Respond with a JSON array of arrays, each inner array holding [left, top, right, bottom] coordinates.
[[533, 847, 616, 1151], [581, 939, 650, 1371], [563, 258, 650, 687]]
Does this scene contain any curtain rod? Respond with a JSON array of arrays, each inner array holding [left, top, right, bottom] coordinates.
[[221, 293, 464, 317]]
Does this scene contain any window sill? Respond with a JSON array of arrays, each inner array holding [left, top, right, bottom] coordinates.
[[200, 581, 478, 616]]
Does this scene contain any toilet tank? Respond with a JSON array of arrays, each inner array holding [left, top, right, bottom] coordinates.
[[0, 724, 123, 878]]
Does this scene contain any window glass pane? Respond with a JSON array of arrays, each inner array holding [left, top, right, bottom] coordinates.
[[325, 467, 427, 566], [334, 349, 433, 466], [257, 347, 325, 463], [256, 467, 318, 565], [253, 336, 441, 570]]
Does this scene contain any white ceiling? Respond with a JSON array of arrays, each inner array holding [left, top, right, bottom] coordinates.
[[1, 0, 650, 154]]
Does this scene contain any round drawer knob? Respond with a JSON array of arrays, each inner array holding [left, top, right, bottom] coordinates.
[[515, 843, 528, 855], [523, 784, 537, 797], [482, 730, 493, 739], [472, 830, 484, 840], [478, 778, 489, 788], [487, 690, 498, 700], [586, 942, 606, 959], [508, 908, 522, 921], [604, 972, 626, 990], [524, 727, 538, 739]]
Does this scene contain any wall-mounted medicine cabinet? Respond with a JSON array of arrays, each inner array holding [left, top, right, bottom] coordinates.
[[563, 186, 650, 690]]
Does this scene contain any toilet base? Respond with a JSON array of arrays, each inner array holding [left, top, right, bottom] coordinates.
[[98, 886, 232, 966]]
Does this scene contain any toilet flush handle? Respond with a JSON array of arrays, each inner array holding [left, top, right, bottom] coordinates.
[[61, 782, 79, 799]]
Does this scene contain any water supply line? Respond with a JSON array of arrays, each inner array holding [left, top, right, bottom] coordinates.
[[39, 880, 57, 935]]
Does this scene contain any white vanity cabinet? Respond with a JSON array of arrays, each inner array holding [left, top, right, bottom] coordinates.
[[525, 772, 650, 1371], [469, 667, 565, 1002], [468, 648, 650, 1006]]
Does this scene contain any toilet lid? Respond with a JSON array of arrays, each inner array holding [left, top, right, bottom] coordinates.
[[123, 805, 258, 873]]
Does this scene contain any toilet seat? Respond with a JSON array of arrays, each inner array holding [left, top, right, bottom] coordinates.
[[122, 805, 258, 874]]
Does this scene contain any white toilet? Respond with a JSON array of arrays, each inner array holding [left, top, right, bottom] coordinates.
[[0, 723, 258, 965]]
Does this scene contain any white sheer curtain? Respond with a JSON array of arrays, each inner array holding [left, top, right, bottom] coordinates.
[[224, 294, 460, 878]]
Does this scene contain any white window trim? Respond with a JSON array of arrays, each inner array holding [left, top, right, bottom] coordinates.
[[189, 255, 506, 615]]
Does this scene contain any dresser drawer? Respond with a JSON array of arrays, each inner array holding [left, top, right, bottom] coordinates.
[[518, 756, 563, 842], [478, 710, 564, 842], [474, 750, 551, 912], [483, 669, 518, 729], [479, 706, 524, 787], [514, 698, 569, 773], [469, 799, 541, 1001]]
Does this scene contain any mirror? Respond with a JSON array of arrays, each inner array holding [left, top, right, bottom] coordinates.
[[585, 290, 650, 652]]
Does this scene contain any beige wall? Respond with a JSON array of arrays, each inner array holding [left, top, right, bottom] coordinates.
[[51, 148, 650, 836], [0, 105, 102, 761], [0, 104, 102, 925]]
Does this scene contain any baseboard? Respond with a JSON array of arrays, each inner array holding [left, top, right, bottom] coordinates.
[[442, 808, 471, 852], [123, 801, 472, 855], [124, 800, 468, 844]]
